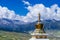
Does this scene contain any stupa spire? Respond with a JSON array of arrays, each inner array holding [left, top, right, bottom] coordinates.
[[36, 13, 44, 30], [38, 13, 40, 22], [29, 13, 49, 40]]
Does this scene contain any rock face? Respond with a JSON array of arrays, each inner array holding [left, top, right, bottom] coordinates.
[[0, 18, 60, 33]]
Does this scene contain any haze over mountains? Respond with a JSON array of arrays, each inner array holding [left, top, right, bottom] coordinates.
[[0, 18, 60, 33]]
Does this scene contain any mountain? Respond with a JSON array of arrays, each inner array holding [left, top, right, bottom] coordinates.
[[0, 18, 60, 33], [0, 18, 26, 32], [43, 20, 60, 30]]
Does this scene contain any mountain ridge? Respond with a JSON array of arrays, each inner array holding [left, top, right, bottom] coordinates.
[[0, 18, 60, 33]]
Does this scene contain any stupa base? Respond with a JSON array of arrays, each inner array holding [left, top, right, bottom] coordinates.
[[29, 38, 49, 40]]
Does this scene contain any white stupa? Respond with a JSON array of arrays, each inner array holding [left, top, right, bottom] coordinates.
[[29, 13, 49, 40]]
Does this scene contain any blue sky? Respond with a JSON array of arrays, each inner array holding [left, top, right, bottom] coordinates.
[[0, 0, 60, 22], [0, 0, 60, 16]]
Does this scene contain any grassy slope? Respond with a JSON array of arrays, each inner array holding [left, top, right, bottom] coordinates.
[[0, 31, 31, 40], [0, 30, 60, 40]]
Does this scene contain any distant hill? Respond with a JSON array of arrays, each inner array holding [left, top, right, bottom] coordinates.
[[0, 18, 60, 33]]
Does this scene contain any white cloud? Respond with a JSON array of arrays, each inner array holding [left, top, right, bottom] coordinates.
[[0, 6, 23, 21], [22, 0, 30, 5], [0, 4, 60, 23], [23, 4, 60, 22]]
